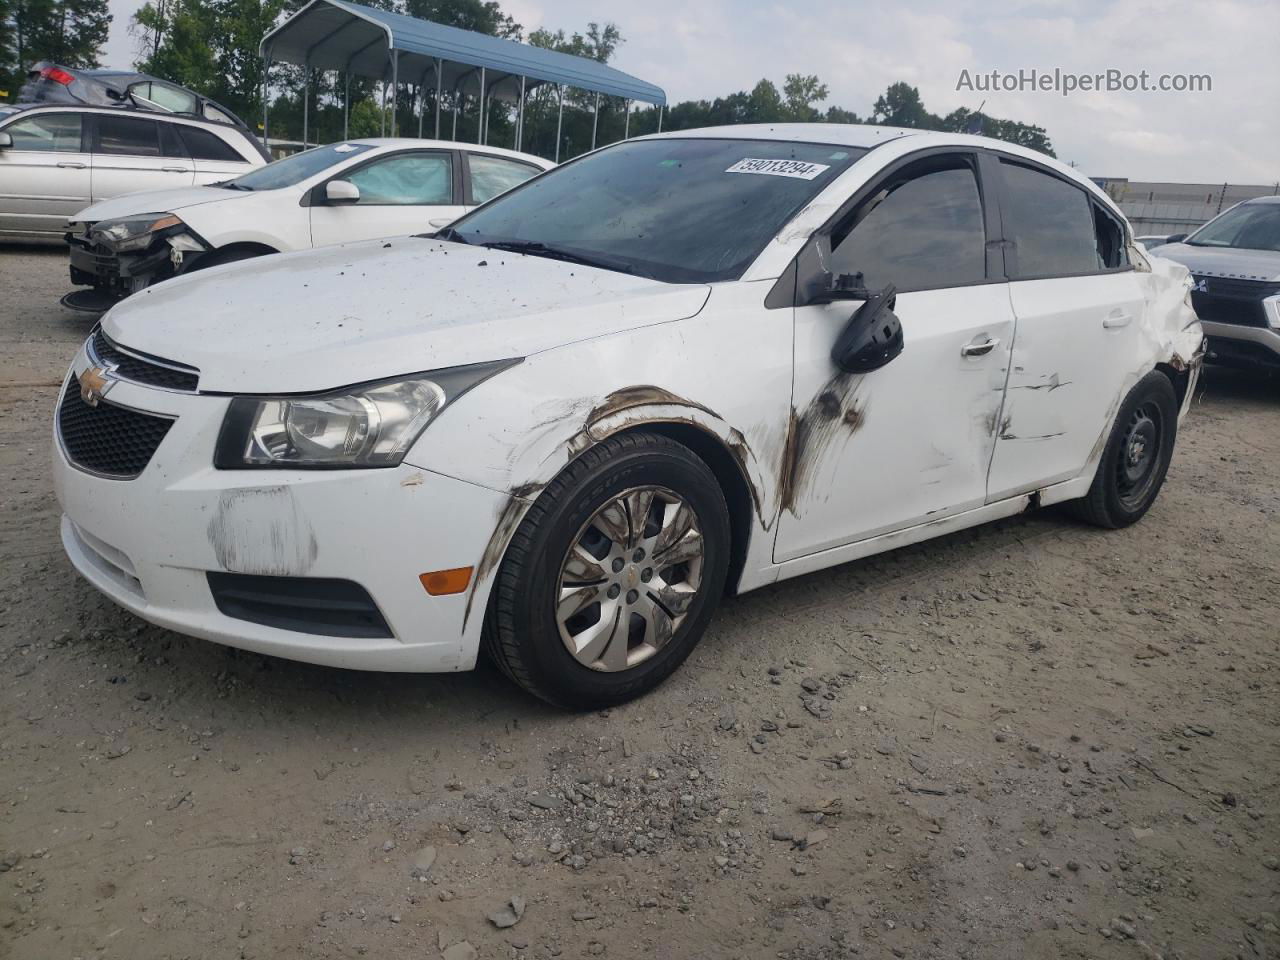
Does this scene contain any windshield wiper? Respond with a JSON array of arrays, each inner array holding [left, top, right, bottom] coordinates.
[[219, 181, 253, 191], [479, 239, 636, 276]]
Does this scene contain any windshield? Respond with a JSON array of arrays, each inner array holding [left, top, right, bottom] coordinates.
[[228, 142, 375, 191], [447, 138, 866, 283], [1187, 202, 1280, 253]]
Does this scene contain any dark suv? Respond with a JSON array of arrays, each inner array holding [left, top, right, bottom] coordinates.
[[19, 63, 250, 130], [1151, 196, 1280, 370]]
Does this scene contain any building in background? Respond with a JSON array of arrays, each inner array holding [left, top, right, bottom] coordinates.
[[1092, 178, 1280, 236]]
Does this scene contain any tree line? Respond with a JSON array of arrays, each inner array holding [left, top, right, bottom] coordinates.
[[1, 0, 1055, 159]]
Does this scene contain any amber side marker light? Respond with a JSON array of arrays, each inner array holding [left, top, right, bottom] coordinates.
[[420, 567, 473, 596]]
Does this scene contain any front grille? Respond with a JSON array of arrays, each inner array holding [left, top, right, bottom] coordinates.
[[90, 328, 200, 392], [1190, 276, 1280, 329], [57, 378, 175, 479], [1191, 294, 1268, 327]]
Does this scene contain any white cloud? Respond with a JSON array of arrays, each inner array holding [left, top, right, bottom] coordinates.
[[99, 0, 1280, 182]]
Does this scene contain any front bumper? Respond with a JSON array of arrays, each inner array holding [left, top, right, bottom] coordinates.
[[66, 226, 207, 298], [52, 352, 510, 673], [1202, 320, 1280, 370]]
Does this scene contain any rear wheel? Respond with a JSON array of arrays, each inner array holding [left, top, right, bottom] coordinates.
[[483, 432, 730, 709], [1067, 371, 1178, 528]]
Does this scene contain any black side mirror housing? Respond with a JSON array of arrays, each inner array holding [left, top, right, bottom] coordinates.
[[831, 284, 903, 373]]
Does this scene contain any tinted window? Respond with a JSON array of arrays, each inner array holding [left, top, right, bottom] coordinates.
[[229, 142, 376, 191], [344, 152, 452, 205], [1000, 161, 1100, 277], [451, 138, 864, 283], [469, 154, 540, 203], [4, 113, 82, 152], [829, 158, 986, 291], [158, 122, 188, 159], [178, 126, 244, 162], [96, 115, 161, 156]]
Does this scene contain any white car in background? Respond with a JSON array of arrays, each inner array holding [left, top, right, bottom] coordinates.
[[0, 103, 267, 244], [63, 138, 553, 310], [53, 124, 1203, 708]]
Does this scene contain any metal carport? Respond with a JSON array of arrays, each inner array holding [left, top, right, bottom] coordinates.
[[259, 0, 667, 159]]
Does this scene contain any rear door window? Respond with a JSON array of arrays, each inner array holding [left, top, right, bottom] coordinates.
[[468, 154, 541, 204], [998, 160, 1101, 278], [95, 115, 162, 156], [177, 126, 245, 162], [4, 113, 83, 151]]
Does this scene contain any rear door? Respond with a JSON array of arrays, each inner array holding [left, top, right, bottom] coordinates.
[[985, 156, 1145, 500], [0, 110, 90, 239], [173, 123, 256, 184], [309, 149, 460, 246], [89, 113, 194, 202]]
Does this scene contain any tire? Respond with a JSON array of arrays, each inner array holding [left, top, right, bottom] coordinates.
[[483, 431, 731, 709], [1066, 371, 1179, 529]]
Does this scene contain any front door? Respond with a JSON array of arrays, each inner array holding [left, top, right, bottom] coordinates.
[[984, 157, 1146, 501], [775, 151, 1015, 562], [309, 149, 464, 247], [0, 111, 90, 239]]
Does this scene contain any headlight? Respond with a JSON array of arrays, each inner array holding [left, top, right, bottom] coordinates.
[[214, 361, 520, 469], [91, 213, 184, 253], [1264, 294, 1280, 330]]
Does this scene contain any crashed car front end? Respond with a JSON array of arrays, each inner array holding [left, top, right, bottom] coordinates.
[[65, 213, 211, 308]]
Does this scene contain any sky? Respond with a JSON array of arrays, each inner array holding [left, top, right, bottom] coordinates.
[[102, 0, 1280, 185]]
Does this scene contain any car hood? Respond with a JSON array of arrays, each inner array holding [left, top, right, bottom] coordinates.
[[1149, 242, 1280, 282], [72, 185, 250, 224], [102, 238, 712, 393]]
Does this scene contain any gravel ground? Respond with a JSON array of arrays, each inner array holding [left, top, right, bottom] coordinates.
[[1, 245, 1278, 960]]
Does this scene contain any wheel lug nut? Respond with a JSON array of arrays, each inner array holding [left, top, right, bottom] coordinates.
[[632, 549, 645, 562], [611, 558, 625, 573], [626, 589, 639, 604], [641, 568, 653, 582], [607, 584, 621, 599]]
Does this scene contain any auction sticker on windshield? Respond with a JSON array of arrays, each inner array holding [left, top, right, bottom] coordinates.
[[725, 158, 831, 179]]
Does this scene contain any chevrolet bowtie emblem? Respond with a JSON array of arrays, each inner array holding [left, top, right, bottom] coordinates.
[[78, 364, 116, 407]]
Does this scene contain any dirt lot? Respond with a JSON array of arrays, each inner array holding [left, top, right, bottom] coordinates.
[[1, 245, 1278, 960]]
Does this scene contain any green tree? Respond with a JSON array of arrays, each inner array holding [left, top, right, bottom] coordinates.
[[1, 0, 111, 97], [870, 81, 938, 128], [782, 73, 827, 120], [402, 0, 520, 38]]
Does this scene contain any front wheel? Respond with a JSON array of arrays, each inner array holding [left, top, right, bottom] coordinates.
[[1067, 371, 1179, 528], [483, 432, 731, 709]]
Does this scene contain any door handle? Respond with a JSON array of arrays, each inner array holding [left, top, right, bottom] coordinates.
[[961, 336, 1000, 357], [57, 161, 86, 169], [1103, 312, 1133, 329], [161, 166, 190, 173], [427, 217, 452, 228]]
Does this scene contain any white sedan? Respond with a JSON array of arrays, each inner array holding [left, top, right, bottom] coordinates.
[[63, 138, 553, 309], [53, 124, 1203, 708]]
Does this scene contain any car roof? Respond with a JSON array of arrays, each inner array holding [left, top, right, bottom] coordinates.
[[1241, 195, 1280, 205], [644, 122, 925, 149], [342, 138, 554, 166], [2, 102, 236, 128]]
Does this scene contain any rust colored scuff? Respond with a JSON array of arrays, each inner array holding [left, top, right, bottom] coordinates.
[[461, 481, 542, 631], [585, 385, 720, 430], [778, 373, 868, 517]]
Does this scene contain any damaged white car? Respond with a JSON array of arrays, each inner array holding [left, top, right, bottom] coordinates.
[[53, 124, 1204, 708]]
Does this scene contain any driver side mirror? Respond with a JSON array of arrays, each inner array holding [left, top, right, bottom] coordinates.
[[831, 284, 904, 373], [325, 180, 360, 205], [0, 132, 12, 149]]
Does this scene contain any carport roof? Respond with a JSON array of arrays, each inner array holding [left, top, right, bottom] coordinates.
[[260, 0, 666, 105]]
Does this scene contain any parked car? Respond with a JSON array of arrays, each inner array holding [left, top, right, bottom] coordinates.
[[1148, 197, 1280, 370], [0, 104, 267, 244], [20, 62, 250, 129], [62, 139, 553, 309], [52, 124, 1203, 708], [1135, 234, 1171, 250]]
